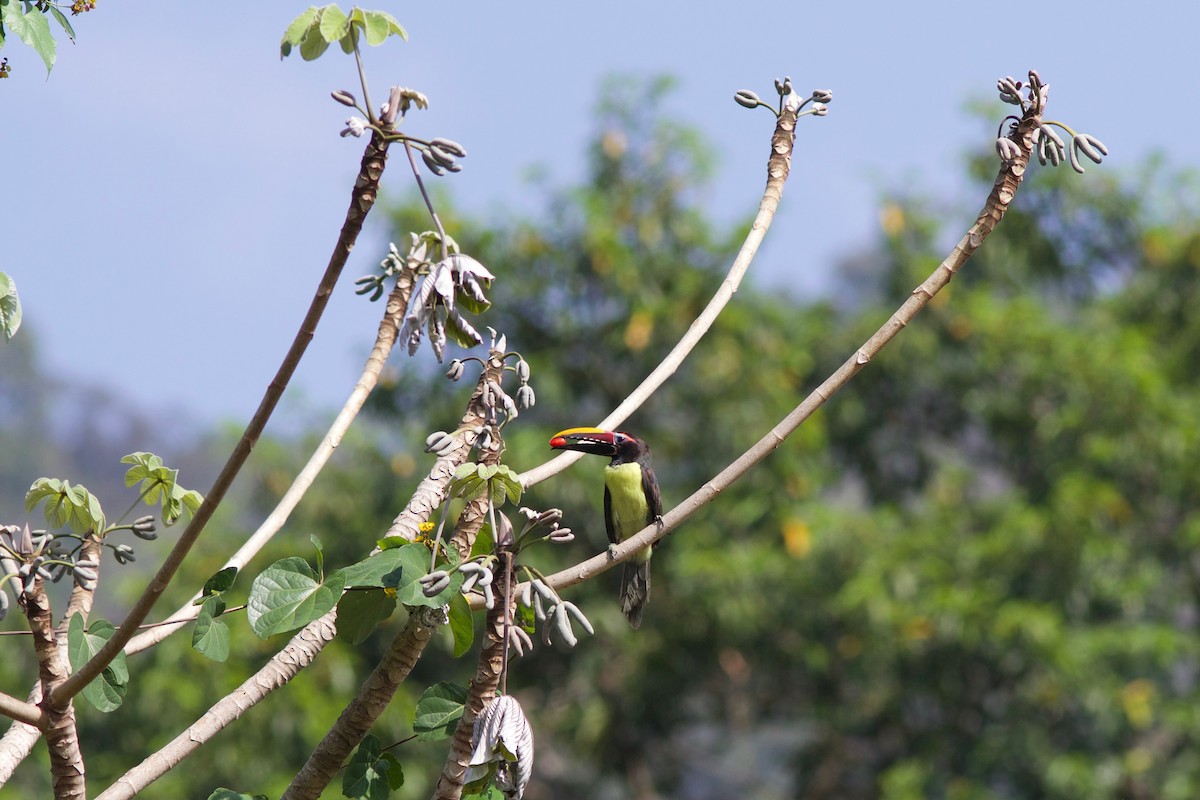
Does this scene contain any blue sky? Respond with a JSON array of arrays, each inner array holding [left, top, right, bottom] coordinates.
[[5, 2, 1197, 428]]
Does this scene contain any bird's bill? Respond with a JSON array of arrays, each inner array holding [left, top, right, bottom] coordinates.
[[549, 427, 619, 455]]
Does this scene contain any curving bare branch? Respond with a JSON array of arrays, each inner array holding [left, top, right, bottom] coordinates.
[[519, 94, 803, 490], [50, 128, 395, 707], [515, 82, 1044, 602]]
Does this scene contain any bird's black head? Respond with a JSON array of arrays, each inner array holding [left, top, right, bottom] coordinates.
[[549, 428, 649, 463]]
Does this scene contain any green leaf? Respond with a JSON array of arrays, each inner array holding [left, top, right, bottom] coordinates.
[[317, 3, 349, 43], [385, 544, 463, 608], [359, 10, 390, 46], [25, 477, 105, 534], [192, 597, 231, 662], [121, 452, 202, 525], [67, 615, 129, 712], [207, 790, 269, 800], [246, 557, 345, 638], [342, 734, 403, 799], [1, 3, 54, 74], [469, 524, 494, 560], [447, 591, 474, 658], [0, 273, 22, 339], [200, 566, 238, 599], [47, 6, 74, 41], [279, 6, 318, 58], [413, 681, 467, 741], [298, 22, 330, 61], [311, 533, 324, 577], [336, 588, 396, 645], [335, 549, 407, 588]]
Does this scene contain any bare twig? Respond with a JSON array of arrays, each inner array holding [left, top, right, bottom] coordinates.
[[95, 610, 340, 800], [514, 91, 1042, 601], [125, 268, 417, 656], [49, 129, 394, 707], [519, 96, 802, 489]]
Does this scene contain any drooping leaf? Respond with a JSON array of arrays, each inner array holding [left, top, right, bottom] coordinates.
[[317, 4, 349, 43], [336, 588, 397, 645], [47, 6, 74, 41], [360, 10, 406, 46], [192, 597, 231, 662], [67, 615, 129, 712], [279, 6, 319, 58], [199, 566, 238, 599], [447, 590, 475, 657], [342, 734, 404, 799], [413, 681, 468, 741]]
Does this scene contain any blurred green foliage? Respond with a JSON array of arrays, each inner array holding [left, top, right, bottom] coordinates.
[[4, 76, 1200, 799]]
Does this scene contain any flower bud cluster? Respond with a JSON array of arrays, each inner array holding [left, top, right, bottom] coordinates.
[[734, 79, 833, 119]]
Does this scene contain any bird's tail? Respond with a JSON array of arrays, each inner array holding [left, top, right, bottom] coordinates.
[[620, 555, 651, 629]]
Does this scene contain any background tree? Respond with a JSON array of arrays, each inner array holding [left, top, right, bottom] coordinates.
[[4, 8, 1177, 800]]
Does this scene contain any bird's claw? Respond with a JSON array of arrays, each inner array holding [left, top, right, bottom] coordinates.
[[606, 543, 619, 560]]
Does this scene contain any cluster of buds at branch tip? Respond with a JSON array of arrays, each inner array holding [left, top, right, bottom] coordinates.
[[735, 80, 833, 119], [993, 69, 1108, 174], [380, 86, 428, 126], [515, 507, 572, 546], [1, 524, 91, 616]]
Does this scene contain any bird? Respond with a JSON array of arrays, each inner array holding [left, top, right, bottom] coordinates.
[[549, 427, 663, 628]]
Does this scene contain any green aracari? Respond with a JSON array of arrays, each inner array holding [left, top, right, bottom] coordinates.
[[549, 427, 663, 628]]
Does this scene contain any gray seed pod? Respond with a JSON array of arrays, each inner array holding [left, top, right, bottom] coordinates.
[[1075, 133, 1108, 164], [516, 384, 536, 410], [811, 89, 833, 104], [419, 570, 451, 596], [331, 89, 358, 107], [430, 137, 467, 157], [446, 359, 465, 381], [421, 149, 447, 176], [508, 624, 533, 657], [1067, 141, 1085, 173], [996, 137, 1022, 164], [734, 89, 761, 109], [425, 431, 456, 454], [553, 604, 577, 647], [429, 145, 458, 168], [562, 601, 594, 635]]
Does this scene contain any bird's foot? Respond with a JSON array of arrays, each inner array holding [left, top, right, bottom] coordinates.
[[606, 543, 619, 560]]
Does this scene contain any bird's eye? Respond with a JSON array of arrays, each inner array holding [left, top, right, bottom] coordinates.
[[613, 433, 626, 444]]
